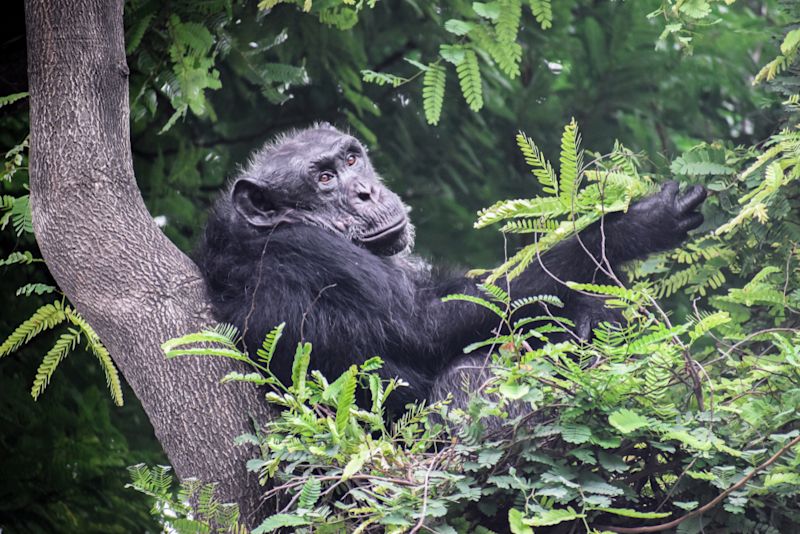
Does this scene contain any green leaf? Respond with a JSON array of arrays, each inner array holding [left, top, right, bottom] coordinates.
[[16, 283, 56, 296], [476, 197, 569, 227], [473, 2, 501, 20], [422, 63, 446, 125], [478, 448, 504, 467], [298, 478, 321, 509], [581, 478, 624, 496], [561, 423, 593, 444], [444, 19, 473, 36], [257, 322, 285, 367], [679, 0, 711, 19], [527, 507, 583, 526], [499, 381, 530, 399], [126, 13, 153, 54], [456, 50, 483, 112], [252, 514, 310, 534], [597, 452, 629, 473], [290, 342, 312, 393], [763, 472, 800, 488], [440, 44, 467, 65], [558, 118, 582, 210], [594, 507, 671, 519], [0, 301, 68, 358], [221, 372, 266, 384], [31, 329, 81, 400], [508, 508, 533, 534], [517, 131, 558, 195], [0, 92, 28, 108], [608, 409, 649, 434], [361, 70, 406, 87], [663, 430, 712, 451], [69, 311, 124, 406], [780, 28, 800, 56], [0, 251, 38, 267], [528, 0, 552, 29], [442, 293, 505, 318], [565, 282, 638, 301], [161, 329, 237, 352], [335, 365, 357, 436], [478, 282, 509, 303], [342, 445, 369, 480], [496, 0, 522, 43], [164, 346, 250, 363]]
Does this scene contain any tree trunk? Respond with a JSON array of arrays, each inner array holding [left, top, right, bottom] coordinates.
[[24, 0, 271, 524]]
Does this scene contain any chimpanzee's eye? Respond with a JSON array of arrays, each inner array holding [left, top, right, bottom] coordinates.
[[346, 154, 357, 166]]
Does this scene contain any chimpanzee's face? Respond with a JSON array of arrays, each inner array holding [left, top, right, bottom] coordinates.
[[231, 126, 413, 256]]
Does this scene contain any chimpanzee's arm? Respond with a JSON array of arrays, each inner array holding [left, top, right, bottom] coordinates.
[[433, 182, 706, 351], [516, 182, 706, 294]]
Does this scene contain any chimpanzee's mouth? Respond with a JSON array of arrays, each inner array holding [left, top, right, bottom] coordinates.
[[360, 217, 408, 246]]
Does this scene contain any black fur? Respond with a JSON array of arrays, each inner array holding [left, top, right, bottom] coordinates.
[[197, 126, 706, 416]]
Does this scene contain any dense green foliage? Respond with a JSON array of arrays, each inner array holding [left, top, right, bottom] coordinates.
[[2, 0, 800, 532], [154, 111, 800, 532]]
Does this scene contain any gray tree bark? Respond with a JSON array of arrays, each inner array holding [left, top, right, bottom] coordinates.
[[24, 0, 271, 525]]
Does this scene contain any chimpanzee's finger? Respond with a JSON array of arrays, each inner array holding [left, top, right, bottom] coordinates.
[[661, 181, 679, 200], [677, 212, 704, 233], [677, 185, 707, 214], [576, 315, 592, 342]]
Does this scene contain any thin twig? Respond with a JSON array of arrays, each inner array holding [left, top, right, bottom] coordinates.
[[600, 433, 800, 533]]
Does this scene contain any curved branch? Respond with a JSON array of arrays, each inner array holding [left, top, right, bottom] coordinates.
[[601, 433, 800, 533]]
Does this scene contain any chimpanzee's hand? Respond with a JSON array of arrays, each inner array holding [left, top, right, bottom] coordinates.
[[573, 293, 623, 342], [617, 181, 707, 257]]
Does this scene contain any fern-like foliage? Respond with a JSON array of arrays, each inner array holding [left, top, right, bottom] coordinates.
[[334, 365, 357, 437], [565, 282, 639, 303], [456, 50, 483, 112], [500, 218, 560, 234], [67, 310, 124, 406], [529, 0, 553, 29], [298, 478, 321, 510], [641, 349, 680, 419], [256, 322, 284, 367], [0, 301, 68, 357], [478, 282, 510, 303], [558, 118, 583, 209], [422, 63, 446, 125], [0, 194, 33, 236], [516, 131, 558, 195], [754, 28, 800, 84], [688, 311, 731, 343], [0, 251, 39, 267], [0, 299, 123, 404], [362, 0, 555, 123], [476, 120, 648, 281], [361, 70, 406, 88], [290, 342, 311, 394], [127, 464, 244, 533], [0, 91, 28, 108], [16, 283, 56, 296], [496, 0, 522, 44], [31, 328, 80, 400]]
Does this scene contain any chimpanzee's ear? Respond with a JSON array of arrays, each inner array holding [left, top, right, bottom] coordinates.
[[231, 178, 278, 228]]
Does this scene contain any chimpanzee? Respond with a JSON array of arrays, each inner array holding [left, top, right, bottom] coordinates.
[[196, 124, 706, 415]]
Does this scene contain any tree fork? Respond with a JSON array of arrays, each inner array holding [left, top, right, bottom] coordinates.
[[24, 0, 270, 524]]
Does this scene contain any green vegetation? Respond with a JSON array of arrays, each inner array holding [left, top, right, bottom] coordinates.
[[154, 114, 800, 531], [2, 0, 800, 532]]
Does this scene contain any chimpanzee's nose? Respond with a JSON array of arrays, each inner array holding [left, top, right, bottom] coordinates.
[[354, 181, 379, 203]]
